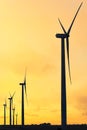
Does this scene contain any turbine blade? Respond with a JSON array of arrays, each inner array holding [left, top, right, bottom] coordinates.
[[68, 2, 83, 34], [58, 18, 67, 33], [9, 92, 11, 98], [11, 92, 15, 109], [12, 91, 16, 99], [66, 38, 72, 84], [24, 69, 26, 94], [11, 98, 13, 108], [24, 68, 28, 104]]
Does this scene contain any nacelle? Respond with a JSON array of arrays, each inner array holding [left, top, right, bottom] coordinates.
[[56, 33, 69, 38], [19, 83, 24, 86]]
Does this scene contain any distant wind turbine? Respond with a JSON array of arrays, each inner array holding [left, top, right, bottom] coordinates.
[[19, 70, 27, 125], [3, 99, 7, 125], [55, 2, 83, 129], [8, 92, 15, 125]]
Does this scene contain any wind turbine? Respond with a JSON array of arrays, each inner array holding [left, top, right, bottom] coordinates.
[[3, 100, 7, 125], [55, 2, 83, 129], [19, 70, 27, 125], [12, 106, 15, 125], [8, 92, 15, 125]]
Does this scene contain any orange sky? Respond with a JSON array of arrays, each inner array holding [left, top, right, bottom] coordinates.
[[0, 0, 87, 125]]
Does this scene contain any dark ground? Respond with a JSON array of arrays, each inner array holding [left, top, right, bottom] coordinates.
[[0, 124, 87, 130]]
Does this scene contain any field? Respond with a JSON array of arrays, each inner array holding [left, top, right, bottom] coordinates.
[[0, 125, 87, 130]]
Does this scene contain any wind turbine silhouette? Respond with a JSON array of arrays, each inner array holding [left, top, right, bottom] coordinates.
[[19, 70, 27, 125], [3, 99, 7, 125], [12, 106, 15, 125], [55, 2, 83, 129], [8, 92, 15, 125]]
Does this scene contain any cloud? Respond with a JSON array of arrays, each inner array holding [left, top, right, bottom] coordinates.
[[29, 114, 39, 117], [0, 48, 56, 78], [51, 109, 58, 113], [74, 94, 87, 112], [42, 63, 56, 74], [82, 112, 87, 116], [25, 112, 38, 117]]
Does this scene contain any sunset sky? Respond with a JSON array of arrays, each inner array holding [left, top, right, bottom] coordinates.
[[0, 0, 87, 125]]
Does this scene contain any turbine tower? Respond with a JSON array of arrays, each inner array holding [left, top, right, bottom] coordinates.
[[19, 70, 27, 125], [8, 92, 15, 125], [13, 106, 15, 125], [55, 2, 83, 129], [3, 100, 7, 125]]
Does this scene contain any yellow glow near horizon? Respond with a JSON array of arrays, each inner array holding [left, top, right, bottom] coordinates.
[[0, 0, 87, 125]]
